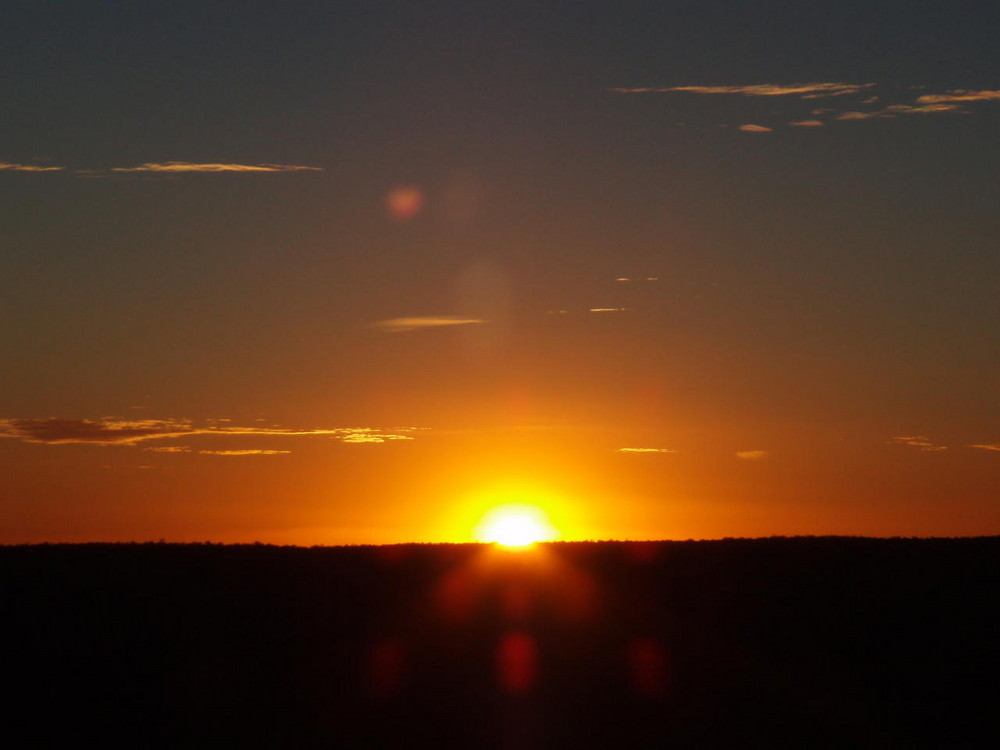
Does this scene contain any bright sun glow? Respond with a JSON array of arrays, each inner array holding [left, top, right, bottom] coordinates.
[[474, 504, 559, 547]]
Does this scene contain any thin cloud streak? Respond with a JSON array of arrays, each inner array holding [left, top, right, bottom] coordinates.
[[0, 418, 422, 447], [736, 450, 768, 460], [611, 82, 873, 98], [969, 444, 1000, 452], [372, 316, 485, 333], [197, 449, 292, 456], [5, 161, 324, 175], [611, 81, 996, 133], [0, 418, 195, 445], [110, 161, 323, 173], [917, 90, 1000, 104], [0, 162, 64, 172], [340, 433, 414, 443], [837, 103, 964, 120], [618, 447, 677, 454], [887, 436, 948, 451]]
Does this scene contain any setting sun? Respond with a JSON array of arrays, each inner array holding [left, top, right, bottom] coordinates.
[[474, 504, 560, 547], [4, 1, 997, 746]]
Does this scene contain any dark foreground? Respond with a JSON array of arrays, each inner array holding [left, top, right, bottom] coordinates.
[[4, 537, 998, 748]]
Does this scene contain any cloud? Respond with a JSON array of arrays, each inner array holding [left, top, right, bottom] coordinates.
[[882, 103, 962, 115], [889, 103, 964, 114], [589, 307, 628, 312], [0, 418, 423, 447], [0, 162, 64, 172], [5, 161, 324, 175], [836, 111, 882, 121], [736, 450, 768, 460], [340, 432, 414, 443], [969, 444, 1000, 452], [618, 447, 677, 454], [612, 81, 992, 133], [0, 418, 195, 445], [917, 90, 1000, 104], [144, 446, 192, 453], [887, 436, 948, 451], [335, 428, 420, 443], [836, 103, 965, 121], [372, 316, 485, 333], [611, 82, 873, 98], [110, 162, 322, 173], [197, 449, 291, 456]]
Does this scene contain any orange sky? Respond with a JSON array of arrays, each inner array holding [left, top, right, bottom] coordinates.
[[2, 407, 997, 544], [2, 1, 999, 543]]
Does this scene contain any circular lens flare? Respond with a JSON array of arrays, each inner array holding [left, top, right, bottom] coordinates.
[[475, 504, 559, 547]]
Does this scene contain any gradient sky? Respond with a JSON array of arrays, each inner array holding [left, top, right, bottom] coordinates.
[[2, 1, 999, 544]]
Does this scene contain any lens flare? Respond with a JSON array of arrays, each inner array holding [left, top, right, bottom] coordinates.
[[386, 186, 424, 220], [475, 504, 559, 547]]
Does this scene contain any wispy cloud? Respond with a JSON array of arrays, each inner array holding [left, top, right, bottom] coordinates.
[[0, 418, 423, 447], [589, 307, 628, 313], [0, 162, 64, 172], [611, 82, 873, 98], [736, 450, 768, 460], [917, 90, 1000, 104], [618, 447, 677, 454], [146, 445, 296, 456], [887, 436, 948, 452], [335, 428, 421, 443], [835, 111, 881, 121], [836, 103, 964, 120], [612, 81, 998, 132], [110, 162, 323, 173], [0, 418, 195, 445], [340, 431, 414, 443], [969, 443, 1000, 452], [3, 160, 324, 176], [372, 316, 485, 333], [197, 449, 292, 456], [887, 104, 966, 114]]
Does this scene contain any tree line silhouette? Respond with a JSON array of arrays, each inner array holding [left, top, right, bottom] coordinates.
[[3, 536, 997, 747]]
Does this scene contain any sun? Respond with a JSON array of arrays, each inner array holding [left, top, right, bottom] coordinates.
[[474, 504, 559, 547]]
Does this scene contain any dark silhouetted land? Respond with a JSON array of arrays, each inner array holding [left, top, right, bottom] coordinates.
[[4, 537, 997, 747]]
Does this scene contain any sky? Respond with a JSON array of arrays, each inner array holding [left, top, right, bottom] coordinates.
[[2, 0, 999, 544]]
